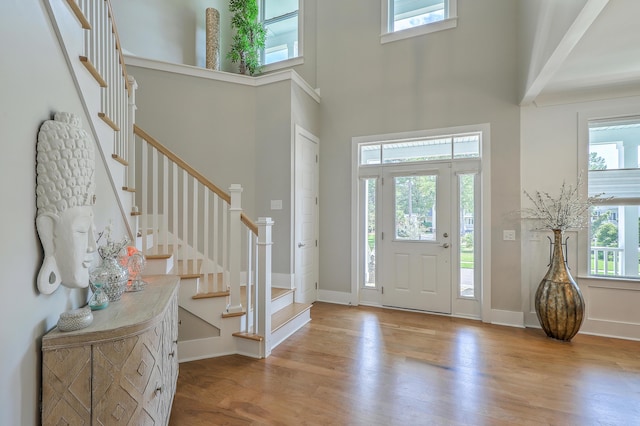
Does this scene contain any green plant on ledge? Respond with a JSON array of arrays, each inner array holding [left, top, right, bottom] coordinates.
[[227, 0, 266, 76]]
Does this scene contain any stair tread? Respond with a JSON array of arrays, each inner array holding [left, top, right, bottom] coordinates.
[[239, 287, 293, 303], [232, 332, 263, 342], [145, 253, 172, 260], [272, 302, 312, 333], [192, 290, 229, 300], [272, 287, 294, 301]]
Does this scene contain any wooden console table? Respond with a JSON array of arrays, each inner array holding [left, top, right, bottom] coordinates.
[[41, 275, 180, 425]]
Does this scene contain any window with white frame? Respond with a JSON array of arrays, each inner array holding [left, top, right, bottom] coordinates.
[[588, 117, 640, 279], [260, 0, 300, 66], [381, 0, 457, 43]]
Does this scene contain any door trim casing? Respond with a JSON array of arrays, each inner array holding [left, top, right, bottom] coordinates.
[[294, 124, 320, 303], [350, 123, 492, 322]]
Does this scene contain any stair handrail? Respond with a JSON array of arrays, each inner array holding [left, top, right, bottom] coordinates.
[[105, 0, 132, 96], [133, 125, 258, 234], [134, 124, 270, 353]]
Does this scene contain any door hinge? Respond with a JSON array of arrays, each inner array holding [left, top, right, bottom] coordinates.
[[316, 154, 318, 163], [381, 177, 384, 185], [381, 286, 384, 294], [315, 240, 318, 247], [315, 282, 318, 289], [316, 197, 318, 205], [381, 232, 384, 240]]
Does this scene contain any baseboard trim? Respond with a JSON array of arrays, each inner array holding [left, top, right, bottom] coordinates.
[[317, 289, 355, 305], [491, 309, 525, 328], [177, 337, 235, 363]]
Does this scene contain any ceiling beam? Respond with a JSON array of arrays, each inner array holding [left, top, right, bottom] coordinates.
[[520, 0, 609, 106]]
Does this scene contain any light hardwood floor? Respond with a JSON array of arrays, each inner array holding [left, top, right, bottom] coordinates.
[[169, 302, 640, 425]]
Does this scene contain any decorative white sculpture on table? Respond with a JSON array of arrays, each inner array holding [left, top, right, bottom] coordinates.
[[36, 112, 97, 294]]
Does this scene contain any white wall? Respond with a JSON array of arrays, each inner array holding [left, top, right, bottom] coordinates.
[[111, 0, 234, 72], [316, 0, 522, 311], [0, 1, 126, 424], [127, 64, 319, 277], [521, 95, 640, 339], [128, 64, 258, 217], [110, 0, 319, 87], [255, 81, 295, 274]]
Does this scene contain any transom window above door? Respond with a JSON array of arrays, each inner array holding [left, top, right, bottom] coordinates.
[[381, 0, 458, 44], [359, 132, 480, 165]]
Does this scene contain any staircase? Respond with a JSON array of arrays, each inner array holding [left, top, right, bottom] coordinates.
[[45, 0, 311, 360]]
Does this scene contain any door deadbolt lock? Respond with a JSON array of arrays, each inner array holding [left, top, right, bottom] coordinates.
[[443, 232, 449, 238], [298, 242, 306, 248]]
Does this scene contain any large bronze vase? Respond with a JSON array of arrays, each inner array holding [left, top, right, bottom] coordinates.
[[535, 229, 585, 341]]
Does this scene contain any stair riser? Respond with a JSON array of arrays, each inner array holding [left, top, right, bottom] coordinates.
[[178, 278, 228, 328], [271, 290, 295, 314], [234, 337, 264, 359], [145, 255, 174, 275]]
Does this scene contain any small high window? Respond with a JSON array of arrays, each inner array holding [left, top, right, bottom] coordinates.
[[382, 0, 457, 44], [260, 0, 301, 66]]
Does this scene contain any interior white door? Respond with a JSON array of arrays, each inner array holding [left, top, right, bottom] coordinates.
[[380, 164, 452, 313], [294, 128, 319, 303]]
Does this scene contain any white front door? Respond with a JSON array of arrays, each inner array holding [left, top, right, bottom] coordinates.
[[294, 127, 319, 303], [380, 164, 452, 313]]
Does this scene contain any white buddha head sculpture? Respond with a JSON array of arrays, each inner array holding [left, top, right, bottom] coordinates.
[[36, 112, 97, 294]]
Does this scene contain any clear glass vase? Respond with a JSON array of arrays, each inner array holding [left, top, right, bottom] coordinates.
[[90, 255, 129, 303]]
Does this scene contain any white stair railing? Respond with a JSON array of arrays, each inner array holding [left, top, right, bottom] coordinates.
[[134, 126, 273, 352], [78, 0, 131, 168], [47, 0, 137, 238], [49, 0, 275, 356]]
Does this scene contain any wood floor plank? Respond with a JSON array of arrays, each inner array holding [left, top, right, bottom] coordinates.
[[169, 302, 640, 425]]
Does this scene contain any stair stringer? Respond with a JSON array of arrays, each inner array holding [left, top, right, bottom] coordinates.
[[178, 277, 229, 329], [45, 0, 135, 238], [177, 277, 266, 359]]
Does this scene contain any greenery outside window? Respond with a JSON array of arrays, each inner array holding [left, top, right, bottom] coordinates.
[[259, 0, 302, 68], [588, 117, 640, 279], [381, 0, 457, 44]]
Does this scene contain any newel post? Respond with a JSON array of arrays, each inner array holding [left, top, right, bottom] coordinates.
[[227, 184, 244, 314], [257, 217, 274, 357]]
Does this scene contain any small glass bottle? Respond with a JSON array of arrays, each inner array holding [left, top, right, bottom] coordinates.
[[88, 281, 109, 310]]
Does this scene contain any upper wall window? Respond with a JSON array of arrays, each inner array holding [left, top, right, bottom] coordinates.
[[381, 0, 457, 44], [260, 0, 301, 67]]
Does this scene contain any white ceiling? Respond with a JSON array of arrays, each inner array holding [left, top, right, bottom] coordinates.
[[534, 0, 640, 104]]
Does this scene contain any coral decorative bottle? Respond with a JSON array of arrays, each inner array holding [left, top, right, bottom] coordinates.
[[535, 229, 585, 341]]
